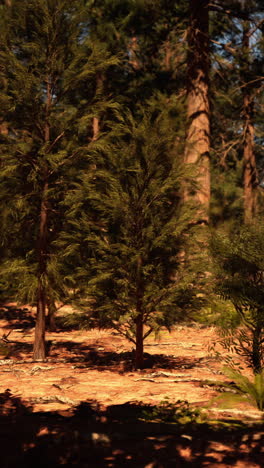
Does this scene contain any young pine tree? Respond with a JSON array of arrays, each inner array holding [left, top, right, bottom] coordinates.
[[65, 101, 205, 369]]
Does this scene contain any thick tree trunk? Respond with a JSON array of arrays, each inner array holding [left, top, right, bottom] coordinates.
[[242, 22, 257, 224], [135, 312, 144, 370], [184, 0, 210, 224]]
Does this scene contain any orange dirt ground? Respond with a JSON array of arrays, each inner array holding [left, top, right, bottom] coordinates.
[[0, 304, 263, 467]]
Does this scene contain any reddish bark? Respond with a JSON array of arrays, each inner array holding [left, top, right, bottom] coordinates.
[[92, 117, 100, 141], [242, 22, 257, 223], [184, 0, 210, 224], [33, 281, 46, 360]]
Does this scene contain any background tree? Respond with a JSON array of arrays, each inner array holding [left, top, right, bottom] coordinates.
[[209, 0, 264, 228], [184, 0, 210, 224]]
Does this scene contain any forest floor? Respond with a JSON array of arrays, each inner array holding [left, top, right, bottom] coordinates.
[[0, 303, 263, 467]]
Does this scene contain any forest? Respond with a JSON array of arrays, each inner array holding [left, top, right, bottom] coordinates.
[[1, 1, 264, 465], [0, 0, 264, 396]]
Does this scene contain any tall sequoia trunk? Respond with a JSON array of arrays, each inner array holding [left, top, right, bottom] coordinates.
[[242, 22, 257, 224], [184, 0, 210, 224], [33, 77, 51, 360]]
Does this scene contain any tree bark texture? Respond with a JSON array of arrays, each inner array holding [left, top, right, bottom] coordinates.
[[184, 0, 210, 224], [242, 22, 257, 224]]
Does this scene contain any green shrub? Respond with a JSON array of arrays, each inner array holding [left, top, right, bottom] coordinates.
[[210, 222, 264, 374], [141, 398, 205, 424], [218, 366, 264, 411]]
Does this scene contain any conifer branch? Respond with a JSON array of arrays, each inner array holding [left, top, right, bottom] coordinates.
[[47, 132, 65, 153]]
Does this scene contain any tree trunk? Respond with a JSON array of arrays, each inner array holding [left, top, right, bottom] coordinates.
[[92, 117, 100, 141], [91, 73, 104, 141], [33, 280, 46, 360], [33, 180, 48, 360], [242, 22, 257, 224], [0, 121, 8, 136], [164, 39, 172, 71], [128, 36, 140, 70], [33, 76, 51, 360], [134, 253, 144, 370], [184, 0, 210, 224], [47, 297, 57, 332], [135, 312, 144, 370]]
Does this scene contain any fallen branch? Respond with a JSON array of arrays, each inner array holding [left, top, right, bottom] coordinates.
[[29, 365, 55, 375]]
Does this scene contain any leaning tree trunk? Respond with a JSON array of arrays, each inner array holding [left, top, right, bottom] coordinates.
[[184, 0, 210, 224], [242, 21, 257, 224]]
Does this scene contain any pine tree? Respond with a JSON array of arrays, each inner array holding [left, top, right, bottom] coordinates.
[[0, 0, 119, 359], [64, 100, 205, 369]]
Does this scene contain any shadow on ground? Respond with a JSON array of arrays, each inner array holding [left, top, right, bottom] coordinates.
[[48, 340, 202, 371], [0, 305, 35, 329], [0, 306, 204, 370], [0, 390, 263, 468]]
